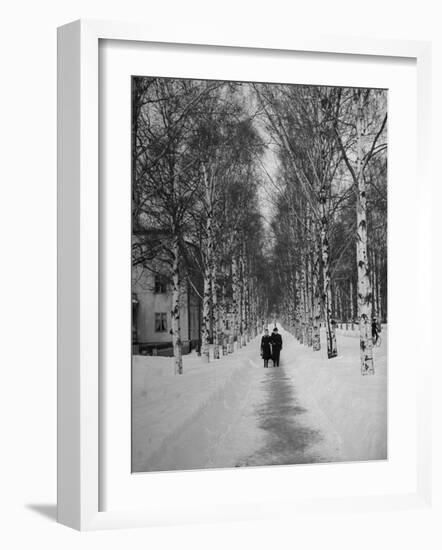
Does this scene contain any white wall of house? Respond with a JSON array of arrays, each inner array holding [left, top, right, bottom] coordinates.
[[133, 270, 191, 347]]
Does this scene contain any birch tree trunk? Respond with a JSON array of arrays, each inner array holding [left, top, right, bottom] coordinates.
[[312, 229, 321, 351], [250, 277, 258, 338], [299, 250, 307, 345], [374, 250, 383, 323], [221, 279, 228, 355], [201, 265, 211, 362], [350, 278, 355, 330], [171, 234, 183, 374], [290, 274, 297, 336], [295, 270, 302, 343], [230, 255, 239, 352], [201, 166, 213, 363], [306, 208, 313, 347], [354, 90, 374, 375], [240, 254, 247, 346], [371, 249, 377, 319], [319, 189, 338, 359], [337, 285, 343, 324], [211, 261, 220, 359], [376, 254, 383, 323], [245, 274, 251, 342], [306, 259, 313, 347], [333, 283, 338, 321]]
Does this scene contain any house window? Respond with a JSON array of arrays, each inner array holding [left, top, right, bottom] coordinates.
[[154, 275, 167, 294], [155, 313, 167, 332]]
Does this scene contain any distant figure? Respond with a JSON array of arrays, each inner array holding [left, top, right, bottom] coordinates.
[[260, 329, 272, 368], [270, 327, 283, 367], [372, 317, 380, 344]]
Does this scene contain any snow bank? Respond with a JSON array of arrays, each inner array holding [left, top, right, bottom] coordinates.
[[132, 326, 388, 473], [282, 327, 388, 462], [334, 323, 387, 339], [132, 339, 264, 472]]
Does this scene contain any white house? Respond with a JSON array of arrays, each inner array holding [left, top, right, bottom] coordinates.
[[132, 269, 200, 356]]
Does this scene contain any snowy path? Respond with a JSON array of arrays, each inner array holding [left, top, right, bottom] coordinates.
[[220, 328, 343, 468], [234, 366, 325, 467], [132, 326, 387, 472]]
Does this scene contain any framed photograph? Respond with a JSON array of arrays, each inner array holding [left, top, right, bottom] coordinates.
[[57, 19, 432, 530]]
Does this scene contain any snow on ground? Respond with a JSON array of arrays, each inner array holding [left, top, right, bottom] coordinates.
[[132, 341, 266, 472], [282, 327, 387, 463], [132, 325, 388, 473]]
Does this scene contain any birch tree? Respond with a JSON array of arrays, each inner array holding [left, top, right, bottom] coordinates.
[[132, 78, 221, 374], [183, 84, 266, 361], [133, 77, 387, 377], [255, 84, 341, 358], [334, 88, 387, 374]]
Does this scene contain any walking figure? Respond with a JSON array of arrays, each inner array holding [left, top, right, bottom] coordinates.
[[260, 328, 272, 368], [372, 317, 381, 345], [270, 326, 283, 367]]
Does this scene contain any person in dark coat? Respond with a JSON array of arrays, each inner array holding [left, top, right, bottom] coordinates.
[[260, 329, 272, 368], [372, 317, 381, 344], [270, 326, 283, 367]]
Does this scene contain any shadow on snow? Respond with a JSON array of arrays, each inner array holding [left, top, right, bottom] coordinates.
[[236, 366, 323, 467]]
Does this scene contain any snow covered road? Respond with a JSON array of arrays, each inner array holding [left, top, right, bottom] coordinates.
[[132, 326, 387, 472]]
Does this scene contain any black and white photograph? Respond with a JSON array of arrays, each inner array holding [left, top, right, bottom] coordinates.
[[131, 76, 388, 473], [2, 0, 439, 541], [3, 0, 440, 543]]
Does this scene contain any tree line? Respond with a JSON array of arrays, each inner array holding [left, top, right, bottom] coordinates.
[[132, 77, 387, 375], [256, 83, 387, 375], [132, 78, 272, 374]]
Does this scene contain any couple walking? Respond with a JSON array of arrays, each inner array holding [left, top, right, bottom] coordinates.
[[260, 326, 283, 368]]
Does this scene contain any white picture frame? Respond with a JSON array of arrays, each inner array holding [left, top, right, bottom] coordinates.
[[57, 19, 432, 531]]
